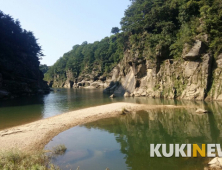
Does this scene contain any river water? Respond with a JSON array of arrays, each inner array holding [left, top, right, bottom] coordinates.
[[45, 106, 222, 170], [0, 88, 181, 130], [1, 88, 222, 169]]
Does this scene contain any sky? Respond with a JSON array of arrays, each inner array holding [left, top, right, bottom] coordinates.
[[0, 0, 131, 66]]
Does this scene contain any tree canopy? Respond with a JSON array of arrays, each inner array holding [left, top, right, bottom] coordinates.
[[45, 0, 222, 81], [44, 34, 127, 81], [120, 0, 222, 58], [0, 10, 43, 62], [111, 27, 120, 34]]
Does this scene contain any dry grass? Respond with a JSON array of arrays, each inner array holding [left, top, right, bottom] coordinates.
[[0, 145, 67, 170]]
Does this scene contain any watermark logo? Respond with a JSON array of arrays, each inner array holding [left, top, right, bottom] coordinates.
[[150, 144, 222, 157]]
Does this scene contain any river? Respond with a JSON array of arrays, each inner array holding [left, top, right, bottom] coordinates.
[[0, 88, 181, 130], [1, 88, 222, 169]]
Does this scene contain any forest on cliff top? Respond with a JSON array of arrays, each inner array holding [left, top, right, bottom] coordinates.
[[44, 0, 222, 81]]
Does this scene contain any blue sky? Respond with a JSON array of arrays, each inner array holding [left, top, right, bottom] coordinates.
[[0, 0, 131, 66]]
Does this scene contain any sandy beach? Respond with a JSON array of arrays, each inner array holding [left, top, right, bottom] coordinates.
[[0, 102, 187, 152]]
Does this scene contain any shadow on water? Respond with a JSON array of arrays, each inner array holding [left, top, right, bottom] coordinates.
[[0, 95, 45, 108], [0, 95, 45, 130]]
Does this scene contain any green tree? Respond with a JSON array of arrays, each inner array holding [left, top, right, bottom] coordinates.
[[111, 27, 120, 34]]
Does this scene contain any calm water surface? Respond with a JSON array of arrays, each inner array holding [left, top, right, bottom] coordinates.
[[0, 88, 183, 130], [45, 106, 222, 170], [2, 88, 222, 169]]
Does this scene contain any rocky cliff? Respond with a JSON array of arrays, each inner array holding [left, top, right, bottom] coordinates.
[[104, 40, 217, 100], [45, 0, 222, 101], [48, 39, 222, 101]]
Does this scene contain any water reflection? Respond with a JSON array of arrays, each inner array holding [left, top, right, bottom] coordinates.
[[1, 87, 222, 137], [0, 95, 45, 130], [0, 88, 112, 130], [46, 103, 222, 170], [0, 88, 195, 130]]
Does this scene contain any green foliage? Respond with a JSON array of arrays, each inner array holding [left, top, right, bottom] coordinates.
[[45, 34, 126, 81], [121, 0, 222, 59], [111, 27, 120, 34], [45, 0, 222, 81], [40, 64, 49, 74], [199, 0, 222, 57], [0, 10, 43, 61], [0, 10, 45, 86]]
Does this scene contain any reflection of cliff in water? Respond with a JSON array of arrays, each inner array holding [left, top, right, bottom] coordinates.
[[83, 102, 222, 170]]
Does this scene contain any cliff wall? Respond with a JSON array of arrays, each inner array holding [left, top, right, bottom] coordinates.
[[48, 40, 222, 101], [105, 41, 222, 100]]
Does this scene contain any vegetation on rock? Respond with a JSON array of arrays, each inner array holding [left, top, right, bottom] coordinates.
[[44, 34, 127, 81], [45, 0, 222, 82]]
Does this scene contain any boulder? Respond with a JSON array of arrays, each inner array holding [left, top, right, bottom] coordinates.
[[208, 157, 222, 169], [183, 40, 207, 61], [130, 93, 135, 97], [110, 94, 115, 98], [218, 158, 222, 167], [91, 82, 100, 88], [124, 91, 130, 97], [208, 157, 218, 165]]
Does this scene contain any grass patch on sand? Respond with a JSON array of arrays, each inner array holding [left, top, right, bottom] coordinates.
[[52, 145, 67, 156], [0, 145, 67, 170]]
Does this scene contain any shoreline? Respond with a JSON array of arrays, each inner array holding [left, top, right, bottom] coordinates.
[[0, 102, 188, 152]]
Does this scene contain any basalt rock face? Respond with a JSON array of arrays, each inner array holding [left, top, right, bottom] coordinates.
[[0, 54, 49, 100], [104, 40, 222, 101]]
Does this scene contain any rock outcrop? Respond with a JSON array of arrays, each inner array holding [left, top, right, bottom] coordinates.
[[208, 157, 222, 169], [51, 66, 108, 89], [48, 39, 222, 101], [183, 40, 207, 60], [206, 54, 222, 100], [102, 40, 220, 101]]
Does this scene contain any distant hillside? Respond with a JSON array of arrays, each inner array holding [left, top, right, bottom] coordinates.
[[45, 0, 222, 100], [0, 10, 49, 99]]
